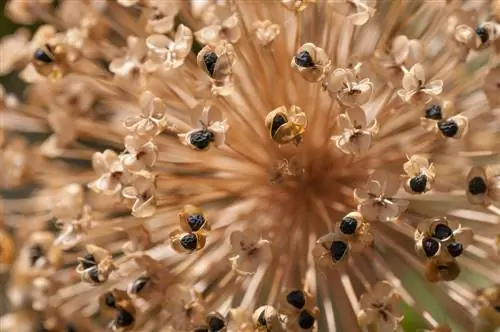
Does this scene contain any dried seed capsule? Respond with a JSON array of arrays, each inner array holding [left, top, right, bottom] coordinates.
[[339, 217, 358, 235], [433, 224, 453, 240], [437, 120, 458, 137], [447, 242, 463, 257], [409, 174, 428, 193], [330, 240, 348, 262], [294, 51, 315, 68], [33, 44, 55, 64], [203, 52, 218, 78], [425, 104, 443, 120], [286, 290, 306, 310], [253, 305, 279, 328], [270, 112, 288, 137], [297, 310, 316, 329], [475, 26, 490, 44]]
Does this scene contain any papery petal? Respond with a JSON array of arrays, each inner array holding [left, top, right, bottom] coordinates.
[[132, 196, 156, 218], [454, 227, 473, 248], [347, 107, 368, 129], [347, 11, 370, 26], [391, 35, 410, 65]]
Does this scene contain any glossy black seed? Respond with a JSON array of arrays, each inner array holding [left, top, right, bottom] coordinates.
[[29, 244, 44, 266], [208, 315, 225, 331], [133, 276, 150, 293], [65, 324, 77, 332], [475, 27, 489, 44], [189, 129, 215, 150], [286, 290, 306, 310], [424, 104, 443, 120], [437, 120, 459, 137], [409, 174, 428, 193], [34, 46, 53, 63], [88, 266, 100, 283], [116, 309, 135, 327], [257, 310, 267, 326], [294, 51, 315, 68], [329, 241, 348, 262], [81, 253, 97, 269], [468, 177, 487, 195], [203, 52, 218, 77], [271, 113, 287, 137], [297, 310, 315, 329], [433, 224, 453, 240], [339, 217, 358, 235], [422, 238, 439, 257], [104, 292, 116, 308], [187, 214, 205, 232], [180, 233, 198, 251], [447, 242, 463, 257]]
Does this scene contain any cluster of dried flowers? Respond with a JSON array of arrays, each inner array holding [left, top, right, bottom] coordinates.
[[1, 0, 500, 331]]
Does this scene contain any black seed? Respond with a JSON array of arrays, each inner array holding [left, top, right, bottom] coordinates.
[[180, 233, 198, 251], [34, 46, 54, 63], [422, 238, 439, 257], [203, 52, 218, 77], [81, 253, 97, 269], [104, 292, 116, 308], [64, 324, 77, 332], [29, 244, 44, 266], [297, 310, 315, 329], [208, 315, 225, 331], [133, 276, 150, 293], [468, 176, 487, 195], [329, 241, 348, 262], [294, 51, 315, 68], [409, 174, 428, 193], [286, 290, 306, 310], [88, 266, 100, 283], [424, 104, 443, 120], [116, 309, 135, 327], [437, 120, 459, 137], [433, 224, 453, 240], [475, 27, 489, 44], [187, 214, 205, 232], [494, 306, 500, 312], [339, 217, 358, 235], [189, 129, 215, 150], [271, 113, 287, 137], [447, 242, 463, 257], [257, 310, 267, 326]]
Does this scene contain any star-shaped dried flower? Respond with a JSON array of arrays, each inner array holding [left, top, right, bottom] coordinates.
[[229, 229, 272, 275], [357, 281, 403, 332], [252, 20, 281, 46], [193, 312, 227, 332], [109, 36, 147, 85], [455, 21, 500, 51], [195, 12, 241, 46], [123, 90, 168, 138], [402, 155, 436, 195], [397, 63, 443, 104], [354, 170, 409, 222], [326, 65, 374, 106], [178, 104, 229, 151], [331, 107, 378, 155], [145, 24, 193, 72], [313, 232, 350, 267], [466, 165, 500, 206], [76, 244, 117, 285], [121, 171, 157, 218], [88, 149, 127, 196], [291, 43, 331, 83], [251, 305, 285, 332], [163, 284, 206, 330], [122, 135, 158, 173], [279, 288, 319, 331]]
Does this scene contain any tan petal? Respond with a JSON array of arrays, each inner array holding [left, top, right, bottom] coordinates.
[[391, 35, 410, 65], [453, 227, 473, 248], [347, 107, 368, 129], [347, 11, 371, 26]]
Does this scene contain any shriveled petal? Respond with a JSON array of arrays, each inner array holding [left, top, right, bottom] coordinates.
[[453, 227, 473, 248], [411, 63, 426, 83], [391, 35, 409, 65], [209, 120, 229, 147], [131, 195, 156, 218], [402, 72, 419, 92], [371, 281, 394, 301], [423, 80, 443, 95], [376, 313, 399, 332], [347, 107, 368, 129], [121, 185, 138, 199], [359, 200, 382, 222], [347, 11, 371, 26], [92, 150, 119, 174], [407, 39, 423, 64], [139, 90, 156, 117], [337, 114, 352, 131]]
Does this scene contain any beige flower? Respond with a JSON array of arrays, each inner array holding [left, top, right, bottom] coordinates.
[[402, 155, 436, 194], [145, 24, 193, 72], [291, 43, 331, 82], [193, 312, 227, 332], [40, 110, 77, 158], [331, 107, 378, 155], [326, 66, 374, 106], [357, 281, 403, 332], [328, 0, 376, 26], [121, 171, 157, 218], [354, 170, 409, 222], [178, 104, 229, 151], [109, 36, 147, 84], [229, 229, 272, 275], [313, 232, 350, 267], [466, 165, 500, 206], [252, 20, 281, 46], [397, 63, 443, 104], [122, 135, 158, 173], [195, 12, 241, 46], [197, 41, 237, 81], [88, 150, 126, 195], [145, 0, 180, 34], [335, 211, 373, 251], [390, 35, 424, 67], [163, 284, 206, 330], [123, 90, 168, 138]]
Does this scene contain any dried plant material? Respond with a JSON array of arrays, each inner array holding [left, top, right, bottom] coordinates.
[[402, 155, 436, 194], [397, 63, 443, 104], [483, 66, 500, 107], [291, 43, 331, 82], [281, 0, 316, 13], [335, 211, 373, 250], [122, 135, 158, 173], [313, 232, 350, 267], [99, 289, 136, 331], [357, 281, 403, 332], [229, 228, 272, 275], [466, 165, 500, 206], [252, 20, 281, 46], [121, 171, 157, 218], [265, 105, 307, 145], [251, 305, 285, 331], [331, 106, 378, 155], [109, 36, 147, 85], [123, 90, 168, 138], [163, 284, 206, 330], [279, 288, 319, 331], [195, 13, 241, 46], [0, 229, 15, 272], [474, 285, 500, 331], [0, 138, 32, 188], [76, 244, 117, 285], [328, 0, 376, 26], [88, 150, 127, 196], [326, 65, 374, 106]]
